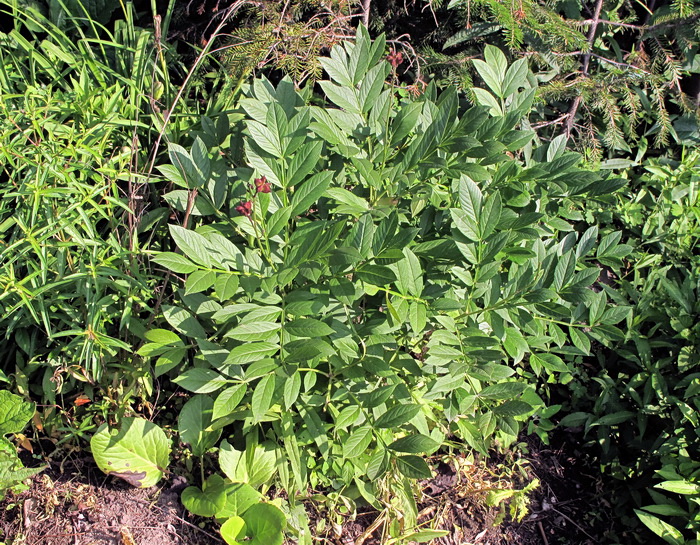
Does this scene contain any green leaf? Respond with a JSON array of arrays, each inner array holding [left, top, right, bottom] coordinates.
[[0, 391, 35, 435], [634, 510, 684, 545], [401, 530, 450, 543], [334, 406, 362, 429], [169, 225, 212, 268], [408, 302, 427, 334], [451, 208, 479, 241], [479, 382, 527, 400], [530, 353, 568, 373], [144, 329, 182, 344], [655, 481, 700, 495], [219, 441, 277, 489], [283, 372, 301, 410], [164, 190, 216, 216], [503, 327, 528, 364], [185, 270, 216, 295], [480, 192, 501, 240], [592, 411, 635, 427], [459, 176, 483, 221], [359, 61, 390, 113], [319, 56, 353, 88], [251, 374, 276, 422], [215, 275, 240, 302], [284, 318, 334, 338], [366, 448, 389, 480], [501, 58, 528, 97], [151, 252, 198, 274], [388, 434, 441, 454], [247, 120, 282, 157], [396, 455, 432, 479], [356, 265, 396, 287], [343, 426, 373, 458], [472, 88, 502, 116], [91, 417, 170, 488], [242, 503, 286, 545], [155, 348, 187, 377], [290, 171, 333, 216], [178, 395, 221, 456], [226, 322, 280, 342], [221, 516, 247, 545], [219, 440, 247, 482], [374, 404, 421, 429], [553, 251, 576, 291], [246, 442, 278, 489], [493, 400, 533, 417], [213, 384, 247, 420], [226, 342, 279, 365], [217, 483, 261, 520], [173, 368, 228, 394], [391, 102, 423, 147], [163, 305, 206, 339], [182, 475, 227, 517], [318, 81, 360, 113], [266, 207, 292, 238], [395, 248, 423, 296], [559, 412, 590, 427], [168, 143, 201, 188], [472, 59, 502, 98]]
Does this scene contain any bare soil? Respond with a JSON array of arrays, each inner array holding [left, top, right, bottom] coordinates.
[[0, 432, 627, 545]]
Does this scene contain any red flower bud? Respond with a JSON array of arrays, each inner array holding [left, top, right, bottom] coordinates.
[[254, 176, 271, 194], [236, 201, 253, 216], [387, 49, 403, 69]]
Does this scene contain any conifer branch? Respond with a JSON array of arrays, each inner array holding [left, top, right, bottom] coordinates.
[[564, 0, 604, 137]]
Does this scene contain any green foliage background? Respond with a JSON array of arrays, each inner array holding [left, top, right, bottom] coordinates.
[[0, 0, 699, 543]]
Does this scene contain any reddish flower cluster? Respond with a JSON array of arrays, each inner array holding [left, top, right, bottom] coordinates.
[[387, 49, 403, 69], [235, 201, 252, 217], [254, 176, 271, 194]]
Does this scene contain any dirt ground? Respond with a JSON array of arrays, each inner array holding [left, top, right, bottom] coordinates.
[[0, 432, 627, 545]]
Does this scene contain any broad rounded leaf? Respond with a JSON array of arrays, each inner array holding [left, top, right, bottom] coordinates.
[[216, 483, 261, 520], [91, 417, 170, 488], [221, 516, 247, 545], [243, 503, 286, 545], [181, 475, 227, 517]]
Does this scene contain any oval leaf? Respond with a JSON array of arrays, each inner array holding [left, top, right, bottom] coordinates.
[[91, 417, 170, 488]]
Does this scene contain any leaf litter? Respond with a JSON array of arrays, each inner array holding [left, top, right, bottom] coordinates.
[[0, 429, 630, 545]]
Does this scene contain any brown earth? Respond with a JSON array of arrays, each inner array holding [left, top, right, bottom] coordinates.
[[0, 433, 627, 545]]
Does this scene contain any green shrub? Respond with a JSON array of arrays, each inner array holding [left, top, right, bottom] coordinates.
[[131, 27, 631, 542], [562, 150, 700, 542]]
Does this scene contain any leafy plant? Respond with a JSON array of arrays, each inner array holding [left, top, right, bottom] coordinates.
[[0, 4, 172, 425], [559, 148, 700, 541], [141, 26, 630, 541], [0, 390, 43, 500], [421, 0, 700, 159]]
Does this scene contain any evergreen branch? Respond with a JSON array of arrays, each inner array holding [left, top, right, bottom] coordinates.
[[564, 0, 604, 137], [589, 53, 652, 74]]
